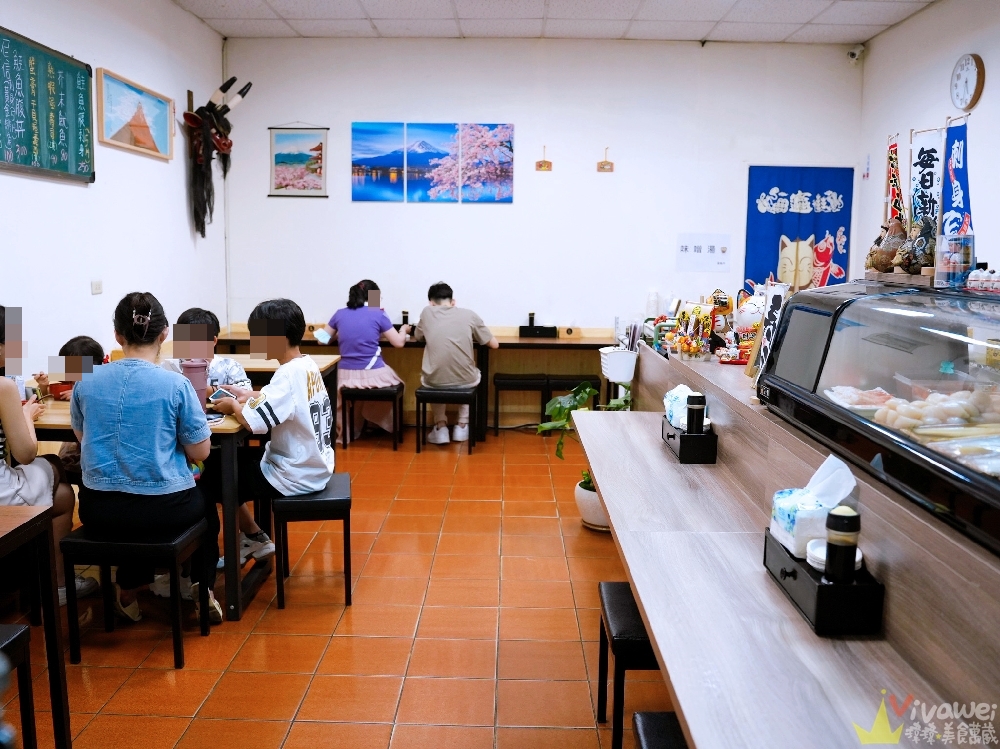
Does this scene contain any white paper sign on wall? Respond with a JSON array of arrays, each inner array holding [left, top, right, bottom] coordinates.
[[677, 233, 731, 273]]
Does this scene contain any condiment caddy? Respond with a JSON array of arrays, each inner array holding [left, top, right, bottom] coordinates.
[[661, 392, 718, 464]]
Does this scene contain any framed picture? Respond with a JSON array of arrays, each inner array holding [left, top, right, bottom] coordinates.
[[270, 127, 328, 197], [96, 68, 173, 160]]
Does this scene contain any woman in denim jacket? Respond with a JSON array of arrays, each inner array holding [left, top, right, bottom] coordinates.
[[71, 292, 222, 623]]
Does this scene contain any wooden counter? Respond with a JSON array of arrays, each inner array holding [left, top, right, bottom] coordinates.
[[574, 344, 1000, 748]]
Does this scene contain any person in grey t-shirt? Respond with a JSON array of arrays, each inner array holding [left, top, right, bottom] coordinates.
[[412, 282, 498, 444]]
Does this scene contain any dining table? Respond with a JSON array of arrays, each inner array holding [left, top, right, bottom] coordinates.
[[0, 505, 72, 747]]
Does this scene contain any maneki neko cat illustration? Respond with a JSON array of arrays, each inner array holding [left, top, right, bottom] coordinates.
[[748, 229, 847, 292]]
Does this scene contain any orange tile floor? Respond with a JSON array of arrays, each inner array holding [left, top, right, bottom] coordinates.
[[4, 429, 671, 748]]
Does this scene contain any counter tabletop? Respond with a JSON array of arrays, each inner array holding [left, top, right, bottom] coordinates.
[[573, 409, 943, 749]]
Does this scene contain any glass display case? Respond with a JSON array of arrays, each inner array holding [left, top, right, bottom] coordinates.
[[758, 283, 1000, 556]]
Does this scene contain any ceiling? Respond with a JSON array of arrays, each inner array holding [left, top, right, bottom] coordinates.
[[174, 0, 932, 43]]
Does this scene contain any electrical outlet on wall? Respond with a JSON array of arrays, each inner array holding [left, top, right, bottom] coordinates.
[[91, 280, 103, 295]]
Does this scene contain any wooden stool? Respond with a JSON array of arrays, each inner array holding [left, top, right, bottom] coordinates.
[[598, 581, 660, 749], [0, 624, 36, 749], [273, 473, 352, 608], [341, 383, 405, 450], [61, 520, 211, 669], [493, 373, 548, 436], [415, 386, 479, 454], [545, 373, 602, 416], [633, 712, 688, 748]]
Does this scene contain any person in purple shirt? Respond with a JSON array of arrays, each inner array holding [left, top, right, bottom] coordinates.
[[320, 280, 409, 444]]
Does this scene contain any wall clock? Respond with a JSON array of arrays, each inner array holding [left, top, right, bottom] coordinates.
[[951, 53, 985, 111]]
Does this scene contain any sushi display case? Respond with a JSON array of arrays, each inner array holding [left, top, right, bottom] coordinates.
[[757, 283, 1000, 556]]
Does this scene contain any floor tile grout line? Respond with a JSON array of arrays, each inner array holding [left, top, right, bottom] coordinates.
[[388, 455, 452, 740]]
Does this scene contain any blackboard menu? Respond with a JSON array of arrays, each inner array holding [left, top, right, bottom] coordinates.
[[0, 26, 95, 183]]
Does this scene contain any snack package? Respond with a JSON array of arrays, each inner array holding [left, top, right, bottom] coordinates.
[[769, 455, 857, 558]]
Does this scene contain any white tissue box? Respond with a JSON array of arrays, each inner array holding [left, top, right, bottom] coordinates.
[[663, 385, 695, 430], [769, 488, 830, 558], [769, 455, 858, 559]]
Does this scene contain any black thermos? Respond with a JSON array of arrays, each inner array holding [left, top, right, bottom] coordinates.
[[402, 310, 409, 325], [825, 506, 861, 585], [686, 392, 706, 434], [529, 312, 535, 326]]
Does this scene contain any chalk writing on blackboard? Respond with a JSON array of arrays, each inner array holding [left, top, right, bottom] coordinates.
[[0, 25, 94, 182]]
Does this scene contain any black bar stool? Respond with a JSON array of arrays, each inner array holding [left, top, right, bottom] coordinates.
[[598, 581, 661, 749], [341, 383, 405, 450], [415, 386, 479, 454], [61, 520, 211, 669], [633, 712, 688, 748], [545, 373, 602, 416], [272, 472, 352, 608], [492, 373, 548, 435], [0, 624, 36, 749]]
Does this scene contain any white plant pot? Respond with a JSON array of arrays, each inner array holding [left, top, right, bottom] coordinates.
[[575, 482, 610, 532]]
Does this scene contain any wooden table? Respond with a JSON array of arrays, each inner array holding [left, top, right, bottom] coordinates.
[[476, 336, 615, 440], [573, 410, 945, 748], [33, 404, 264, 622], [226, 353, 340, 406], [217, 329, 612, 440], [0, 506, 72, 748]]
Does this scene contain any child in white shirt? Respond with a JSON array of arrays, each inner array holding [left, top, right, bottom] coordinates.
[[208, 299, 335, 552]]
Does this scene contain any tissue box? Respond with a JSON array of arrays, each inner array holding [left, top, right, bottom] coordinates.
[[663, 385, 695, 430], [770, 488, 830, 558], [769, 454, 858, 559]]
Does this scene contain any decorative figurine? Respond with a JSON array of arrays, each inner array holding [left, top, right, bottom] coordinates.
[[717, 331, 744, 363], [710, 289, 734, 337], [865, 217, 906, 272], [892, 216, 937, 274], [733, 287, 767, 360]]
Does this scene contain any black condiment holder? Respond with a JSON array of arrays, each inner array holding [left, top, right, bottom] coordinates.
[[763, 529, 885, 637], [661, 416, 718, 464]]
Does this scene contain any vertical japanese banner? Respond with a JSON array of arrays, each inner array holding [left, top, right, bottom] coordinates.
[[886, 137, 906, 224], [909, 128, 944, 229], [941, 120, 973, 236], [745, 166, 854, 293]]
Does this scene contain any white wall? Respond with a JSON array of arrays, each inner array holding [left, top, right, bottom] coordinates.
[[225, 38, 863, 328], [0, 0, 224, 375], [858, 0, 1000, 276]]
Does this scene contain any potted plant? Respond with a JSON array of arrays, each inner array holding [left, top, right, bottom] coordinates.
[[538, 382, 629, 532]]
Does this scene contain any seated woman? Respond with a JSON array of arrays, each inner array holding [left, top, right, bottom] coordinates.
[[0, 305, 87, 605], [320, 280, 409, 445], [70, 292, 222, 622]]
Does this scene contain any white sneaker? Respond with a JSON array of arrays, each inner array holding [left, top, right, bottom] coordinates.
[[240, 531, 276, 563], [191, 583, 224, 624], [427, 425, 451, 445], [58, 575, 99, 607], [150, 573, 194, 601], [452, 424, 469, 442]]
